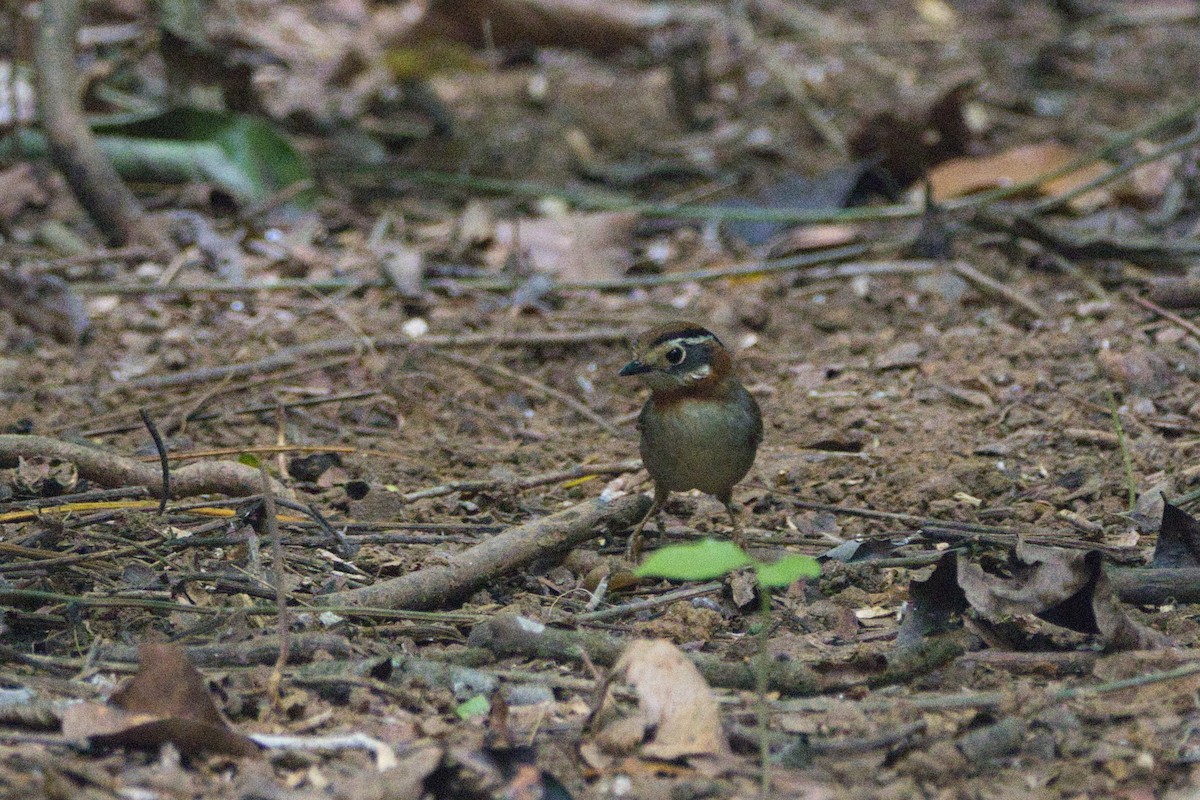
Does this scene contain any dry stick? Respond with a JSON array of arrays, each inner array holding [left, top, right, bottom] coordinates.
[[1126, 290, 1200, 342], [70, 242, 882, 297], [1030, 121, 1200, 214], [950, 261, 1046, 318], [401, 460, 642, 503], [34, 0, 167, 250], [0, 435, 288, 499], [114, 328, 631, 392], [99, 633, 352, 668], [321, 493, 652, 609], [138, 408, 169, 515], [158, 444, 359, 462], [571, 581, 724, 623], [80, 389, 378, 438], [0, 486, 149, 510], [760, 490, 1020, 535], [259, 466, 290, 709], [439, 350, 620, 435], [1106, 567, 1200, 605]]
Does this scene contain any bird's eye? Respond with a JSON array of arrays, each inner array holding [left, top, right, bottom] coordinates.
[[665, 346, 686, 365]]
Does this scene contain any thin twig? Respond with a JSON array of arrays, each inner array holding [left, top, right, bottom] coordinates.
[[401, 460, 642, 503], [111, 329, 633, 392], [1030, 120, 1200, 214], [440, 350, 620, 435], [571, 581, 724, 623], [259, 465, 290, 709], [950, 261, 1045, 318], [138, 408, 169, 515], [1107, 391, 1137, 511], [80, 391, 379, 438], [729, 13, 848, 156], [1126, 290, 1200, 342]]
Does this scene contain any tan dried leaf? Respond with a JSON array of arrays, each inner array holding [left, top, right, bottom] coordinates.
[[613, 639, 728, 761], [62, 643, 259, 757]]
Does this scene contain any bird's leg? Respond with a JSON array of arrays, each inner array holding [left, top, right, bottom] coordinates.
[[721, 494, 746, 551], [627, 487, 667, 559]]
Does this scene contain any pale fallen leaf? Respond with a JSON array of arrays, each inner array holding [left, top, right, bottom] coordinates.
[[612, 638, 728, 761]]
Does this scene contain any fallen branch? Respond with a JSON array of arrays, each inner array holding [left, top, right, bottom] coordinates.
[[100, 633, 351, 668], [0, 435, 288, 499], [114, 328, 632, 392], [1108, 567, 1200, 605], [320, 493, 652, 609]]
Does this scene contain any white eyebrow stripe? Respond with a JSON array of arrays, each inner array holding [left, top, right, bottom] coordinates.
[[673, 335, 715, 346]]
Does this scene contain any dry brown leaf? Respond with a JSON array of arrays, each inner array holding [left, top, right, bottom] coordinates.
[[62, 643, 259, 757], [612, 638, 728, 761], [957, 540, 1169, 652], [487, 212, 636, 282], [926, 142, 1114, 211]]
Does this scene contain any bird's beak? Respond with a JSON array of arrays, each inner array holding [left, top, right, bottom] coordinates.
[[619, 359, 652, 377]]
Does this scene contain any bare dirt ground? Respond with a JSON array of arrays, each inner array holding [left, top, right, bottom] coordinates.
[[4, 1, 1200, 798]]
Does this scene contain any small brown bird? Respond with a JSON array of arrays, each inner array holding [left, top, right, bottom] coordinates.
[[619, 321, 763, 558]]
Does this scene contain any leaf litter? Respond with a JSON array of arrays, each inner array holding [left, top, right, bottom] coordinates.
[[6, 0, 1200, 798]]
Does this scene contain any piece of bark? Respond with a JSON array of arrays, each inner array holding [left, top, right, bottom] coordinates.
[[320, 494, 652, 609], [0, 435, 288, 499]]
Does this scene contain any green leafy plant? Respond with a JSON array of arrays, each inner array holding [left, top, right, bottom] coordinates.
[[454, 694, 490, 720], [635, 538, 819, 586], [635, 539, 820, 797], [6, 108, 314, 209]]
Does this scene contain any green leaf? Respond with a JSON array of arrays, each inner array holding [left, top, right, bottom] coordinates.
[[754, 554, 821, 588], [634, 539, 750, 581], [237, 453, 261, 468], [87, 108, 315, 208], [455, 695, 490, 720]]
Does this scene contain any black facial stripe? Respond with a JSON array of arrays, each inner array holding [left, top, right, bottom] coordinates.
[[648, 326, 721, 348]]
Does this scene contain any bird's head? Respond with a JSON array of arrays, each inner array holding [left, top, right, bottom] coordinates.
[[618, 322, 731, 392]]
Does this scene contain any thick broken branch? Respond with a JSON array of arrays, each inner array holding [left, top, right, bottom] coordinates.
[[321, 494, 652, 609], [0, 435, 288, 499]]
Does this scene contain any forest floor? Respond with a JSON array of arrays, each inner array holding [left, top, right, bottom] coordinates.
[[4, 1, 1200, 798]]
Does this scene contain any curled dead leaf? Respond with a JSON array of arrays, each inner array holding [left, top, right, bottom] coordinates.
[[61, 643, 259, 758], [901, 541, 1168, 653], [609, 638, 728, 762]]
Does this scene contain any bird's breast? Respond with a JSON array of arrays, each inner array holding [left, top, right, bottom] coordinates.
[[639, 390, 759, 495]]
